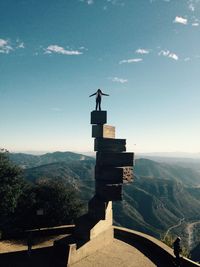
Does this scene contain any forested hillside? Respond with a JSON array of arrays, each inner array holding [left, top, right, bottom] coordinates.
[[9, 152, 200, 258]]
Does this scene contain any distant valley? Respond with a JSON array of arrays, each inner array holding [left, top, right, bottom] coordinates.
[[10, 151, 200, 261]]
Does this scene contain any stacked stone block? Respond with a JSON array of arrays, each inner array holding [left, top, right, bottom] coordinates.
[[74, 110, 134, 243], [62, 110, 134, 266], [91, 110, 134, 202]]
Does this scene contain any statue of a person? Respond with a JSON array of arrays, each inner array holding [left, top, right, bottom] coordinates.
[[89, 89, 109, 111]]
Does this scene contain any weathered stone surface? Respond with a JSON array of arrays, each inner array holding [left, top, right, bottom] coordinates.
[[95, 166, 123, 183], [74, 202, 113, 242], [88, 195, 110, 220], [94, 138, 126, 152], [96, 152, 134, 167], [92, 125, 115, 139], [67, 227, 114, 266], [96, 182, 122, 201], [122, 167, 133, 182], [95, 166, 133, 183], [91, 111, 107, 125]]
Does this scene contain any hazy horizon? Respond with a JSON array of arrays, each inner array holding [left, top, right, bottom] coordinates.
[[8, 149, 200, 159]]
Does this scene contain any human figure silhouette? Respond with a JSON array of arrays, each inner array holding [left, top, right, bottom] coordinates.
[[27, 232, 33, 257], [89, 89, 109, 111], [173, 237, 182, 266]]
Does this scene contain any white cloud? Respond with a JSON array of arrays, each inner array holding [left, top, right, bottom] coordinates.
[[111, 77, 128, 83], [44, 45, 83, 55], [158, 50, 179, 61], [187, 0, 200, 11], [192, 22, 199, 26], [87, 0, 94, 4], [168, 53, 179, 61], [189, 3, 195, 11], [103, 0, 124, 10], [119, 58, 143, 64], [174, 16, 188, 25], [184, 57, 191, 61], [159, 50, 170, 57], [107, 0, 124, 6], [79, 46, 88, 51], [0, 39, 13, 54], [135, 48, 149, 54], [17, 42, 25, 49], [80, 0, 94, 4], [150, 0, 170, 3]]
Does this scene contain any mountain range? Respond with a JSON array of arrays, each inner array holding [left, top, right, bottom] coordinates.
[[9, 151, 92, 169], [10, 151, 200, 260]]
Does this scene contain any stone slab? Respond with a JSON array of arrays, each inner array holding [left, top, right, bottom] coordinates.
[[74, 202, 113, 242], [95, 166, 133, 183], [94, 138, 126, 152], [96, 182, 122, 201], [96, 152, 134, 167], [88, 195, 109, 220], [92, 125, 115, 139], [91, 111, 107, 125]]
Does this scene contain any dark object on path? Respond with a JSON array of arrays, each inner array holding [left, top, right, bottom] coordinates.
[[173, 237, 182, 266], [27, 232, 33, 257], [89, 89, 109, 111]]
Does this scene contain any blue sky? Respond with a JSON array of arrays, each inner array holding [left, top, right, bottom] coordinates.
[[0, 0, 200, 154]]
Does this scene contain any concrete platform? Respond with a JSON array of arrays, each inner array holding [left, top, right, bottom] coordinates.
[[71, 239, 156, 267]]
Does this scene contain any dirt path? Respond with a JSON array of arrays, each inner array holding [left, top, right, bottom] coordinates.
[[0, 234, 67, 253], [164, 218, 185, 240], [186, 221, 200, 250]]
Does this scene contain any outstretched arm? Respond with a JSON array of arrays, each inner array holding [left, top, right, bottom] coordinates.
[[89, 92, 96, 97], [102, 93, 109, 96]]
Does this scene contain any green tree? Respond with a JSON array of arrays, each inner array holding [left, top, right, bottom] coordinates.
[[0, 149, 23, 228], [15, 179, 83, 230]]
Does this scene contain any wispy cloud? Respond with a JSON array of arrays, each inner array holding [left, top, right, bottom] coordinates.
[[52, 107, 62, 112], [150, 0, 170, 3], [44, 45, 83, 55], [158, 50, 179, 61], [188, 2, 195, 11], [17, 42, 25, 49], [80, 0, 94, 5], [184, 57, 191, 62], [174, 16, 188, 25], [16, 38, 25, 49], [79, 46, 88, 51], [110, 77, 128, 83], [187, 0, 200, 12], [106, 0, 125, 6], [119, 58, 143, 64], [192, 22, 199, 26], [87, 0, 94, 4], [0, 39, 13, 54], [168, 53, 179, 61], [135, 48, 149, 54]]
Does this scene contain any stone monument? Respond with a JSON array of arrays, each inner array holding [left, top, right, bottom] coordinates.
[[55, 110, 134, 266]]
